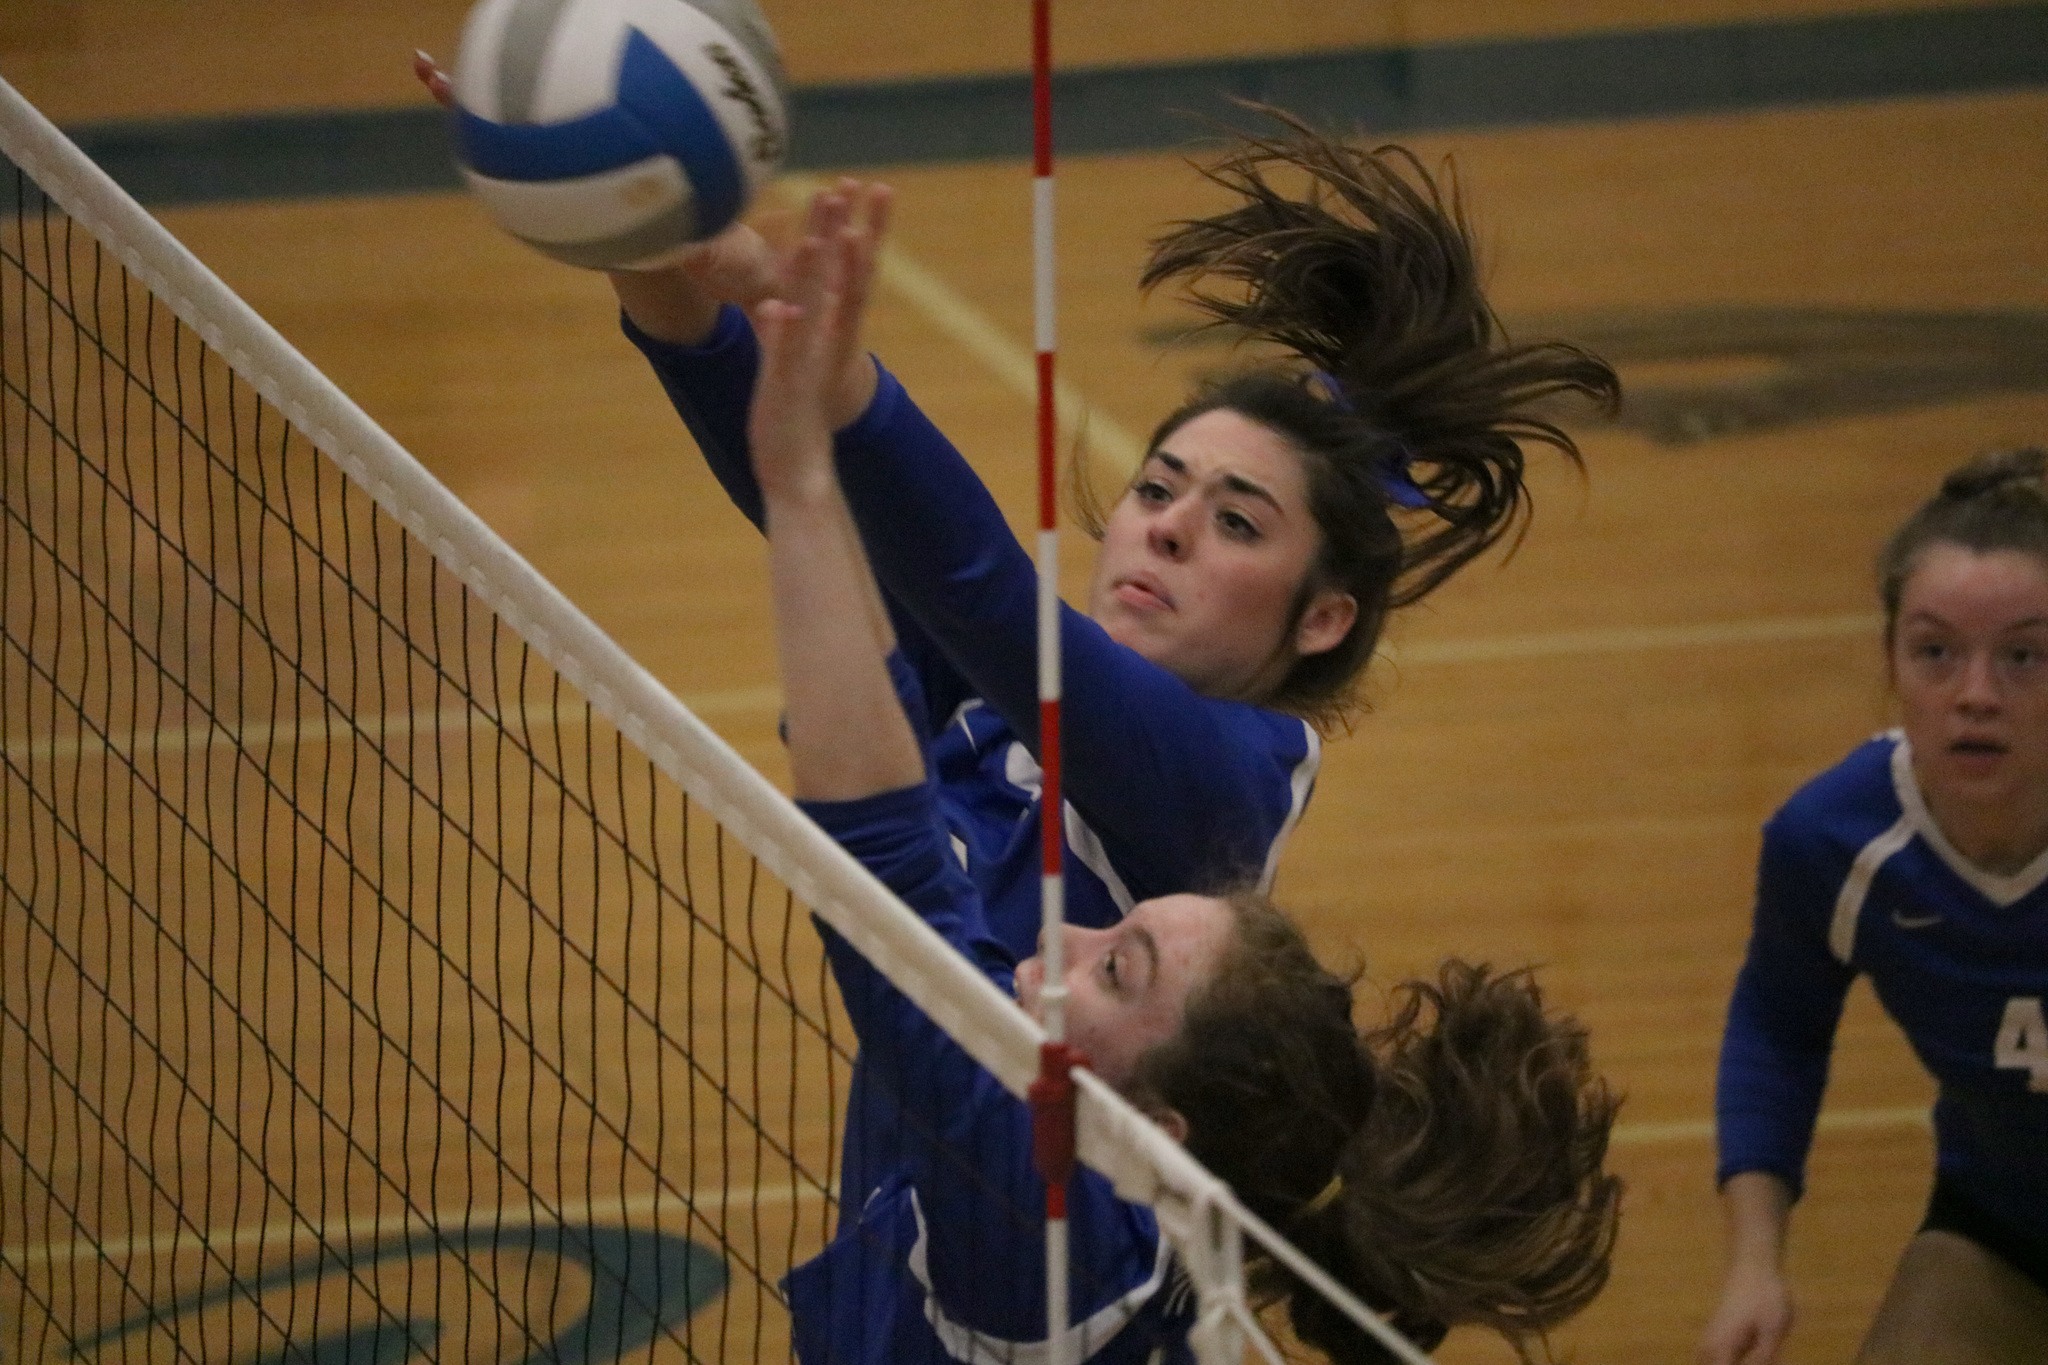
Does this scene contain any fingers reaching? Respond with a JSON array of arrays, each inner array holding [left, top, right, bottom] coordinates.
[[834, 184, 886, 309], [797, 181, 890, 429], [802, 186, 854, 246], [414, 50, 454, 109], [749, 232, 852, 494], [782, 231, 835, 321]]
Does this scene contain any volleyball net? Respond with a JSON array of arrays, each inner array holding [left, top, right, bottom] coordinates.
[[0, 78, 1412, 1365]]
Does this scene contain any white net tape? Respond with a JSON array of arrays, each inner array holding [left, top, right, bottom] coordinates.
[[0, 76, 1420, 1365]]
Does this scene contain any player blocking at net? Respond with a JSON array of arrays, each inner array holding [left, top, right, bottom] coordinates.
[[605, 113, 1619, 971], [421, 35, 1620, 1023], [745, 186, 1620, 1364]]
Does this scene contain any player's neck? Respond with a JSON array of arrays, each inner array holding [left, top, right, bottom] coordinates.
[[1924, 787, 2048, 877]]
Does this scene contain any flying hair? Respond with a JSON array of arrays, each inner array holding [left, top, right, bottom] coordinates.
[[1140, 104, 1621, 616], [1131, 896, 1623, 1364]]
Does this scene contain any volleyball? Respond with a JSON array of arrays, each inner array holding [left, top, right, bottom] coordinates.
[[449, 0, 789, 270]]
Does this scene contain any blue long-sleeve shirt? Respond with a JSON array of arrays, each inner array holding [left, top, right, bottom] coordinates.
[[792, 772, 1196, 1364], [1715, 731, 2048, 1240], [627, 306, 1319, 959]]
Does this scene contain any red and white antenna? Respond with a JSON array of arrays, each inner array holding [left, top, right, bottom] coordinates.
[[1022, 1, 1079, 1361]]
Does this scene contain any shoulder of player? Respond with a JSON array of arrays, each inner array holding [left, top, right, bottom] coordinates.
[[1066, 682, 1315, 788], [1770, 733, 1903, 844], [1183, 693, 1320, 767]]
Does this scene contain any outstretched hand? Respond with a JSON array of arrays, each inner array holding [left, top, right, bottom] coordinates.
[[1697, 1267, 1793, 1365], [413, 50, 454, 108], [748, 229, 854, 501], [412, 49, 891, 410], [750, 215, 920, 801], [411, 47, 777, 329], [793, 181, 890, 429], [613, 177, 887, 416]]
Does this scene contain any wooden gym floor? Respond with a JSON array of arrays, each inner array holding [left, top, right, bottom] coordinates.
[[5, 2, 2048, 1361]]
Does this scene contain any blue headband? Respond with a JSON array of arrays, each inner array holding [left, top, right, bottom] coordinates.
[[1313, 370, 1432, 510]]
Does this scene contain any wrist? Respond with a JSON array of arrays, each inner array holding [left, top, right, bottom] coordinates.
[[1720, 1171, 1793, 1274], [610, 267, 721, 345], [828, 353, 882, 431], [1724, 1250, 1786, 1285], [757, 458, 842, 510]]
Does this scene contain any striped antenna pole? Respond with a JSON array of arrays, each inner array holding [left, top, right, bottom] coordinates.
[[1022, 1, 1077, 1363]]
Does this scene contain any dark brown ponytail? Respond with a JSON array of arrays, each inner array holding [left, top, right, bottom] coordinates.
[[1132, 899, 1621, 1363], [1297, 961, 1622, 1361], [1136, 106, 1620, 723]]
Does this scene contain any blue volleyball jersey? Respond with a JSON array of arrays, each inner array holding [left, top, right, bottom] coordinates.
[[626, 306, 1319, 959], [1716, 731, 2048, 1240], [793, 779, 1198, 1365]]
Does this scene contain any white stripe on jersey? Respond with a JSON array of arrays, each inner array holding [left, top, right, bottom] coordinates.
[[1258, 720, 1321, 894], [905, 1190, 1172, 1363], [1003, 739, 1140, 915], [1829, 813, 1913, 964], [1064, 801, 1137, 916], [1889, 734, 2048, 907], [1828, 732, 2048, 963], [1001, 720, 1315, 917]]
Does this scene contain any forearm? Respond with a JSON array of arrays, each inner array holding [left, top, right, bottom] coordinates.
[[1713, 888, 1855, 1196], [610, 265, 723, 345], [766, 483, 921, 802], [608, 217, 785, 346], [1699, 1170, 1797, 1365], [626, 303, 769, 525], [833, 372, 1046, 730], [1719, 1171, 1794, 1277], [627, 304, 879, 521], [610, 219, 789, 508]]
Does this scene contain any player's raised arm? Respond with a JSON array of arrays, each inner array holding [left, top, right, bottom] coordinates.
[[749, 227, 919, 803]]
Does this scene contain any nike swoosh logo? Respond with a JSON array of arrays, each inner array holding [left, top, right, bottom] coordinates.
[[1892, 910, 1943, 929]]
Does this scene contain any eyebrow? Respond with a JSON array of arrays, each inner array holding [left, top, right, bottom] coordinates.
[[1125, 924, 1161, 995], [1902, 611, 2048, 632], [1146, 449, 1285, 516]]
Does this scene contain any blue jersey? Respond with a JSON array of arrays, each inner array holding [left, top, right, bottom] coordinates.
[[793, 775, 1197, 1365], [628, 307, 1319, 959], [1716, 731, 2048, 1240]]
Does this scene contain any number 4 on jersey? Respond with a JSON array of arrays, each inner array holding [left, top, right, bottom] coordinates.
[[1995, 997, 2048, 1093]]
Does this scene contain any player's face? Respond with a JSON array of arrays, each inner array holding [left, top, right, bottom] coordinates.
[[1011, 893, 1235, 1093], [1085, 410, 1357, 702], [1892, 543, 2048, 833]]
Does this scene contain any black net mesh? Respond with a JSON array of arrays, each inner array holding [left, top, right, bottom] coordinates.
[[0, 165, 864, 1363]]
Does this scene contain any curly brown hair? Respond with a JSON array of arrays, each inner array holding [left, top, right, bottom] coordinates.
[[1129, 894, 1622, 1362], [1108, 106, 1620, 726]]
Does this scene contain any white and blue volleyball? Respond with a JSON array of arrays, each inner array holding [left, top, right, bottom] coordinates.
[[451, 0, 789, 269]]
